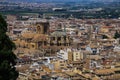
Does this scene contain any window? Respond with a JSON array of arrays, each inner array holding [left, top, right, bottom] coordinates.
[[53, 37, 55, 40], [32, 45, 34, 48]]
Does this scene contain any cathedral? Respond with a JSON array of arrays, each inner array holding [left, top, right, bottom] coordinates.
[[14, 22, 73, 52]]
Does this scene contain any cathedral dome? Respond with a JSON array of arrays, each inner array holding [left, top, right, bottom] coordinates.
[[51, 30, 66, 37]]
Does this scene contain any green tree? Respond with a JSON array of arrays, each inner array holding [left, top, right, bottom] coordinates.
[[114, 31, 120, 39], [0, 14, 18, 80], [102, 35, 108, 39]]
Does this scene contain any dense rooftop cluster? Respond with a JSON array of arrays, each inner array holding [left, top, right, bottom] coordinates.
[[5, 14, 120, 80]]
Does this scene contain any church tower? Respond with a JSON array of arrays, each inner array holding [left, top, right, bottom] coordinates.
[[36, 22, 49, 34]]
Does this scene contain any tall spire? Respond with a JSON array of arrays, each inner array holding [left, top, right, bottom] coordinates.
[[64, 23, 66, 35]]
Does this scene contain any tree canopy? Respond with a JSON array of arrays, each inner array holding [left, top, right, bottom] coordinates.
[[0, 14, 18, 80], [102, 35, 108, 39], [114, 31, 120, 39]]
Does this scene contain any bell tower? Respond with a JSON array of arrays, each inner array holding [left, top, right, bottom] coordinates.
[[36, 22, 49, 34], [37, 24, 43, 34]]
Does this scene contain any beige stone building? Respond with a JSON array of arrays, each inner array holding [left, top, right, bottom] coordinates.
[[13, 21, 73, 57], [51, 60, 67, 70], [73, 51, 83, 61]]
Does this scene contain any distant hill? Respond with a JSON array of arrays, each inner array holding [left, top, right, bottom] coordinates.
[[90, 0, 120, 2], [2, 0, 85, 3], [2, 0, 120, 3]]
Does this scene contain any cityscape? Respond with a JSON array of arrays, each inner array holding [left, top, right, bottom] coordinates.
[[0, 0, 120, 80]]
